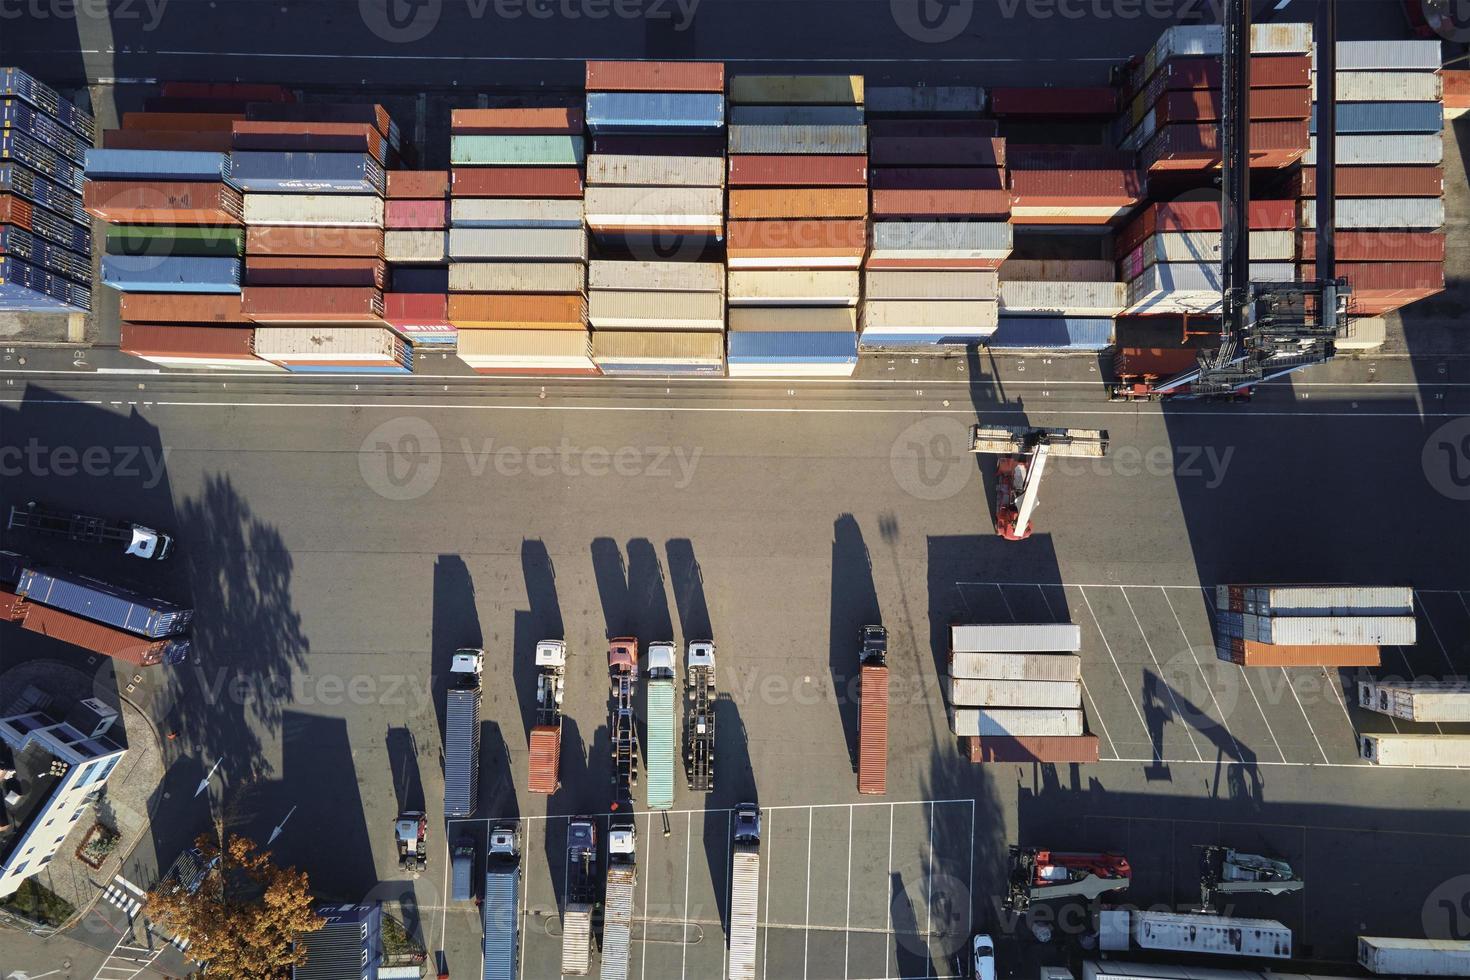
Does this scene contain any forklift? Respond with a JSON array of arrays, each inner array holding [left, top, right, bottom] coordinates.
[[1004, 847, 1132, 912], [971, 425, 1109, 541], [1197, 846, 1303, 911]]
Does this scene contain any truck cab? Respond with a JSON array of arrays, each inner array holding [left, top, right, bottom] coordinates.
[[647, 641, 677, 680], [609, 810, 637, 860], [489, 822, 521, 862], [568, 818, 597, 860], [535, 639, 567, 671], [860, 625, 888, 667], [733, 802, 761, 846], [686, 640, 715, 679], [451, 648, 484, 680], [395, 811, 428, 874], [609, 636, 639, 673]]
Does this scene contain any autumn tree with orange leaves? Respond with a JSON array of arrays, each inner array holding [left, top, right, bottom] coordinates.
[[146, 832, 323, 978]]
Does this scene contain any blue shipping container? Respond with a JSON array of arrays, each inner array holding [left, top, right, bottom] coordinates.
[[84, 149, 235, 185], [0, 68, 95, 140], [1, 130, 85, 192], [585, 93, 726, 135], [16, 566, 193, 637], [229, 151, 386, 194], [728, 330, 859, 363], [19, 203, 92, 254], [596, 361, 724, 376], [1, 100, 87, 165], [986, 317, 1114, 351], [0, 225, 91, 284], [0, 162, 88, 225], [0, 256, 89, 311], [858, 332, 982, 348], [102, 255, 242, 294], [1309, 102, 1443, 135]]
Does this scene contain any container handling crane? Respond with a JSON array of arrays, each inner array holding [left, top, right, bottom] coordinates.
[[1197, 846, 1303, 911], [609, 637, 641, 798], [971, 425, 1109, 541], [1004, 847, 1132, 912], [684, 640, 716, 792]]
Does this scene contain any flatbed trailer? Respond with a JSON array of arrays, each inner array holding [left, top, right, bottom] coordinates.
[[7, 501, 173, 559]]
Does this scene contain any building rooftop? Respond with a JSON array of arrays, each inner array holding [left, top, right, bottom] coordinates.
[[0, 739, 65, 866], [294, 903, 376, 980]]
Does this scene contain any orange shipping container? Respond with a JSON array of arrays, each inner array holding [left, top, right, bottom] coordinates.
[[1222, 638, 1380, 668], [872, 189, 1011, 218], [857, 664, 888, 795], [528, 725, 561, 793], [726, 219, 867, 259], [451, 107, 583, 134], [448, 293, 587, 329], [966, 735, 1100, 764], [387, 171, 450, 199], [21, 602, 173, 665], [585, 60, 725, 93], [119, 294, 249, 324], [728, 187, 867, 220]]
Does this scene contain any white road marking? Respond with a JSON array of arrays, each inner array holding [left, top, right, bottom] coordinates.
[[885, 803, 895, 948], [1161, 588, 1244, 762], [640, 811, 652, 980], [1079, 586, 1152, 744], [761, 808, 772, 980], [803, 808, 813, 980], [844, 804, 854, 980], [1281, 667, 1332, 764], [924, 804, 935, 940], [1123, 589, 1204, 763], [682, 811, 692, 980], [436, 835, 450, 965], [967, 800, 976, 940]]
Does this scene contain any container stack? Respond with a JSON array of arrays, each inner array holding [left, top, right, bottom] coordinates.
[[991, 257, 1122, 351], [1298, 40, 1446, 315], [585, 61, 727, 376], [1214, 584, 1415, 667], [1, 68, 93, 313], [448, 106, 594, 375], [857, 85, 1007, 352], [947, 623, 1099, 763], [384, 170, 455, 350], [725, 74, 865, 375]]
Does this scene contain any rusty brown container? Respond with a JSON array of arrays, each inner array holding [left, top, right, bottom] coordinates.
[[451, 107, 584, 134], [870, 137, 1005, 167], [21, 602, 171, 665], [585, 60, 725, 92], [448, 293, 587, 329], [121, 323, 256, 357], [727, 154, 868, 187], [873, 188, 1011, 218], [726, 219, 868, 261], [242, 286, 385, 322], [245, 256, 388, 289], [451, 167, 584, 198], [1142, 120, 1308, 172], [857, 664, 888, 795], [728, 187, 867, 219], [1445, 69, 1470, 110], [103, 129, 236, 152], [84, 181, 244, 224], [245, 102, 393, 138], [1115, 200, 1297, 257], [1295, 165, 1444, 198], [119, 294, 250, 324], [230, 120, 386, 160], [1112, 346, 1203, 378], [0, 194, 34, 230], [246, 226, 385, 258], [528, 725, 561, 793], [1330, 262, 1444, 303], [120, 111, 241, 131], [965, 735, 1101, 763], [870, 167, 1005, 191], [387, 170, 450, 199], [1300, 230, 1445, 263], [990, 87, 1118, 117], [1009, 167, 1144, 204]]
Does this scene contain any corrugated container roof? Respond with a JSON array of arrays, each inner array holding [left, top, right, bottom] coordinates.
[[589, 260, 724, 292], [585, 60, 725, 93], [857, 664, 888, 794], [246, 225, 384, 257], [386, 170, 450, 199], [952, 623, 1081, 652], [1299, 230, 1444, 263], [17, 566, 191, 637], [966, 734, 1100, 764], [727, 154, 868, 187], [450, 197, 584, 228], [727, 330, 859, 361], [120, 323, 255, 357], [102, 255, 241, 293], [451, 166, 584, 198], [1299, 197, 1444, 230], [1329, 71, 1442, 103], [20, 602, 169, 664], [587, 154, 725, 187], [384, 230, 449, 263], [448, 292, 587, 328], [592, 330, 725, 361], [1317, 39, 1441, 71], [726, 218, 867, 257], [986, 316, 1114, 351], [729, 105, 866, 126], [1000, 259, 1116, 282], [1295, 164, 1444, 198], [457, 328, 592, 358], [253, 324, 399, 356], [870, 220, 1013, 256], [450, 107, 583, 134], [949, 707, 1085, 738], [728, 187, 867, 219], [1304, 133, 1442, 166], [864, 86, 985, 115], [450, 261, 586, 293], [873, 188, 1011, 218], [870, 167, 1005, 191], [244, 287, 386, 322], [243, 193, 383, 227], [862, 299, 998, 331], [728, 75, 865, 105], [83, 180, 243, 223], [1309, 102, 1443, 135], [589, 289, 725, 329], [528, 726, 561, 793], [228, 151, 386, 194], [584, 186, 723, 219], [450, 134, 585, 166], [448, 227, 587, 261], [84, 148, 234, 183], [727, 270, 860, 303], [729, 306, 857, 332], [119, 293, 249, 323], [585, 92, 726, 133], [865, 269, 997, 300], [948, 651, 1083, 682], [998, 281, 1125, 316], [727, 125, 867, 155], [870, 136, 1005, 167]]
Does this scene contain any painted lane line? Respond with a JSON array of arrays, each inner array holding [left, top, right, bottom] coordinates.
[[844, 804, 853, 980], [760, 808, 772, 980], [1198, 586, 1288, 764], [640, 811, 652, 980], [682, 811, 692, 980], [1281, 667, 1332, 764], [1079, 586, 1153, 745], [1123, 589, 1204, 763], [1161, 588, 1244, 762], [804, 808, 814, 980]]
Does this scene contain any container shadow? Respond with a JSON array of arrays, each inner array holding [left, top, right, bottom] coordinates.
[[830, 515, 881, 775], [386, 725, 425, 814]]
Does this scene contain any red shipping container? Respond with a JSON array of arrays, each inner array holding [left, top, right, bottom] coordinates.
[[242, 286, 385, 322], [868, 119, 998, 138], [990, 87, 1118, 117], [726, 219, 867, 258], [727, 155, 868, 187], [872, 188, 1011, 218], [1009, 168, 1143, 203], [121, 323, 256, 358], [1444, 70, 1470, 111], [84, 181, 244, 225], [21, 602, 173, 665], [245, 256, 388, 289], [870, 167, 1005, 191], [1294, 165, 1444, 199], [451, 167, 584, 198], [121, 111, 242, 131], [385, 199, 448, 230], [1113, 346, 1204, 378], [387, 171, 450, 199], [230, 120, 385, 161], [246, 102, 393, 139], [162, 81, 293, 103], [0, 195, 34, 230], [384, 293, 450, 327], [1115, 200, 1297, 258], [0, 587, 24, 621], [246, 226, 385, 258], [451, 107, 583, 134], [966, 735, 1101, 764], [1300, 230, 1445, 263], [103, 129, 235, 152], [857, 664, 888, 795], [1152, 86, 1311, 124], [585, 60, 725, 93], [1331, 261, 1445, 297], [119, 294, 249, 324], [527, 725, 561, 793], [1142, 120, 1308, 172], [870, 136, 1005, 167], [1128, 54, 1312, 104]]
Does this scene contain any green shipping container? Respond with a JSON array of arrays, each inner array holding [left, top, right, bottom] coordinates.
[[106, 225, 245, 258], [645, 680, 675, 810], [450, 134, 585, 166]]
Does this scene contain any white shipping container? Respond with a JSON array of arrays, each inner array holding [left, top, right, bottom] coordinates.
[[1127, 231, 1295, 268], [1126, 262, 1295, 314], [948, 651, 1083, 682], [728, 306, 857, 332], [1244, 614, 1416, 645], [1324, 71, 1443, 103], [448, 227, 587, 261], [457, 329, 596, 372], [998, 281, 1126, 317], [1358, 937, 1470, 976], [588, 289, 725, 331], [588, 260, 725, 293], [999, 259, 1115, 283], [950, 707, 1084, 738], [584, 186, 724, 228], [865, 269, 998, 300], [1304, 134, 1442, 166], [951, 623, 1083, 653], [1300, 198, 1444, 230], [592, 330, 725, 364], [1216, 585, 1414, 615], [244, 193, 383, 227], [1147, 24, 1312, 70], [1357, 681, 1470, 723], [254, 326, 398, 358], [586, 154, 725, 187], [727, 270, 860, 306], [947, 678, 1082, 709], [450, 198, 584, 228], [870, 220, 1013, 260], [1359, 734, 1470, 767], [1317, 40, 1442, 72], [385, 231, 448, 263], [862, 299, 998, 331], [1082, 963, 1352, 980], [1134, 912, 1291, 959], [449, 262, 585, 294]]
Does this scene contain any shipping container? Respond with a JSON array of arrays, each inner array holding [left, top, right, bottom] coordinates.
[[104, 128, 236, 152], [84, 180, 244, 225], [865, 269, 997, 300], [948, 678, 1082, 709], [728, 154, 867, 187], [1216, 585, 1415, 616], [729, 105, 865, 126], [729, 75, 863, 105], [585, 60, 725, 93], [243, 193, 383, 227], [1133, 911, 1291, 959], [450, 262, 585, 294], [588, 260, 724, 293], [952, 623, 1082, 653], [1126, 262, 1295, 314], [1119, 230, 1295, 278], [1113, 346, 1202, 378], [255, 324, 406, 364], [1295, 165, 1444, 198], [449, 197, 583, 228], [387, 170, 450, 199], [1116, 200, 1297, 257], [873, 188, 1012, 218], [448, 227, 586, 261], [728, 306, 858, 332], [870, 166, 1004, 191], [229, 151, 386, 194], [450, 134, 584, 166], [1142, 120, 1308, 171], [450, 107, 583, 134], [0, 225, 89, 284], [123, 111, 242, 132], [1322, 39, 1441, 71], [451, 166, 584, 198], [385, 231, 449, 263], [590, 134, 725, 157], [245, 255, 387, 289], [1216, 638, 1380, 667], [1358, 936, 1470, 976], [448, 293, 587, 329], [990, 87, 1118, 116], [986, 316, 1113, 351], [1300, 198, 1444, 230], [1323, 71, 1442, 103], [244, 102, 395, 141], [1230, 613, 1415, 646], [592, 330, 725, 374], [727, 125, 866, 155], [870, 136, 1005, 167], [726, 218, 867, 267], [949, 707, 1085, 738], [864, 86, 985, 116], [1304, 134, 1442, 166], [1357, 681, 1470, 724], [85, 149, 234, 184], [725, 330, 859, 377], [20, 601, 183, 665], [120, 323, 263, 370], [527, 726, 561, 794], [869, 220, 1013, 261], [1360, 734, 1470, 767], [583, 186, 723, 231], [1001, 259, 1118, 282], [246, 225, 384, 257], [243, 287, 386, 324], [587, 154, 725, 187], [385, 198, 448, 230], [456, 328, 596, 374], [119, 293, 249, 324], [589, 290, 724, 330], [966, 734, 1100, 764], [1, 67, 96, 139], [230, 120, 386, 160], [727, 270, 859, 305], [108, 224, 244, 258], [857, 663, 888, 794], [862, 299, 998, 331], [998, 281, 1126, 317], [0, 162, 87, 224], [1, 99, 87, 164], [0, 255, 90, 310], [585, 93, 725, 134], [728, 187, 867, 219], [1309, 102, 1443, 135], [16, 566, 192, 637], [102, 255, 242, 293]]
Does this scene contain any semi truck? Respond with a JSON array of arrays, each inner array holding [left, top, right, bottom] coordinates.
[[857, 625, 888, 795], [7, 501, 174, 560], [1358, 680, 1470, 723], [684, 640, 716, 792], [601, 810, 638, 980], [444, 649, 484, 819], [450, 836, 476, 902], [728, 803, 762, 980], [1359, 936, 1470, 976], [561, 817, 598, 976], [394, 810, 427, 875], [529, 639, 566, 794], [482, 822, 522, 980], [645, 640, 677, 811], [609, 638, 640, 797]]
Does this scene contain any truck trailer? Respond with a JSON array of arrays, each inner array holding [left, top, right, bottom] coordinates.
[[684, 640, 716, 792], [601, 811, 638, 980], [1360, 733, 1470, 766], [728, 803, 762, 980], [645, 641, 677, 810], [857, 625, 888, 795], [1358, 936, 1470, 976], [529, 639, 566, 793], [1124, 910, 1292, 959], [444, 649, 484, 819], [1358, 680, 1470, 723], [561, 818, 598, 976], [7, 501, 174, 559], [482, 823, 522, 980]]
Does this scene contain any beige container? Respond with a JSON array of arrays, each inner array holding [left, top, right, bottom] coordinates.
[[244, 193, 383, 227], [1328, 71, 1442, 102], [587, 154, 725, 187], [449, 198, 584, 228], [588, 260, 725, 293], [727, 270, 860, 306], [589, 290, 726, 331], [456, 328, 596, 369], [998, 281, 1126, 316], [727, 306, 858, 332], [592, 330, 725, 364], [448, 227, 588, 261], [584, 186, 724, 230], [865, 269, 998, 301], [449, 262, 586, 294], [729, 74, 865, 105], [862, 299, 999, 331], [385, 231, 449, 263]]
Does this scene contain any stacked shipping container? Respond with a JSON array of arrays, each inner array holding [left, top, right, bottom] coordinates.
[[1298, 40, 1446, 315], [726, 74, 864, 375], [449, 105, 594, 374], [1, 68, 94, 313], [384, 170, 456, 349], [1214, 584, 1413, 666], [586, 61, 727, 376]]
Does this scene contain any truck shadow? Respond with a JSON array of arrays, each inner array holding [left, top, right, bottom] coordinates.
[[430, 553, 482, 791], [386, 725, 425, 814], [830, 514, 881, 775], [666, 538, 712, 640], [703, 695, 755, 945]]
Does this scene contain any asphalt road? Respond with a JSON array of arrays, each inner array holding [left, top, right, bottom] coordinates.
[[1, 357, 1468, 978]]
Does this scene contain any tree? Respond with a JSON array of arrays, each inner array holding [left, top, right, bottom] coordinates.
[[146, 832, 324, 978]]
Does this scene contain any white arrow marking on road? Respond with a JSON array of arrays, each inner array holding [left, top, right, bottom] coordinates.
[[195, 757, 223, 797], [267, 806, 297, 845]]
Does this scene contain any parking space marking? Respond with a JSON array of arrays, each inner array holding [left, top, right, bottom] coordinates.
[[845, 805, 853, 980], [1036, 584, 1120, 761], [1280, 668, 1332, 764], [1079, 586, 1152, 743], [1162, 589, 1245, 761], [885, 804, 895, 939], [804, 809, 814, 980], [682, 811, 692, 980], [761, 808, 772, 980], [1123, 588, 1204, 762], [639, 812, 651, 980], [925, 804, 935, 940]]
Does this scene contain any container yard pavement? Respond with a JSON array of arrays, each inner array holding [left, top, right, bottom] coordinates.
[[0, 365, 1468, 976]]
